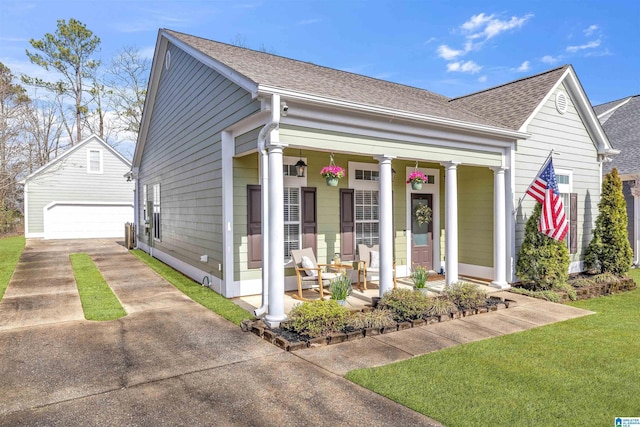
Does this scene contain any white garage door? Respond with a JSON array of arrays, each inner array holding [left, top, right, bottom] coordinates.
[[44, 202, 133, 239]]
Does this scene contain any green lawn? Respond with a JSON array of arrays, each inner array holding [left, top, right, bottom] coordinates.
[[130, 249, 251, 325], [70, 253, 127, 321], [346, 269, 640, 427], [0, 236, 25, 300]]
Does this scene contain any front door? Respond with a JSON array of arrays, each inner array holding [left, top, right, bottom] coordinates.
[[411, 193, 433, 270]]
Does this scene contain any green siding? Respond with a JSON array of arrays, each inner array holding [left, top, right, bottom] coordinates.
[[458, 166, 493, 267]]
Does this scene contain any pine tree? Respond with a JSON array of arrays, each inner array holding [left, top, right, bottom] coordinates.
[[516, 203, 570, 289], [584, 168, 633, 276]]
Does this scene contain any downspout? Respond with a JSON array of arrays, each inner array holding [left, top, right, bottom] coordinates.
[[254, 94, 280, 317]]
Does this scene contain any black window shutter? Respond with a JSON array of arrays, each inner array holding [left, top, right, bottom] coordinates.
[[570, 193, 578, 254], [247, 185, 262, 268], [301, 187, 317, 256], [340, 189, 355, 261]]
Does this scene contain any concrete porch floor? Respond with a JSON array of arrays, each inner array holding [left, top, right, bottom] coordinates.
[[232, 276, 503, 315]]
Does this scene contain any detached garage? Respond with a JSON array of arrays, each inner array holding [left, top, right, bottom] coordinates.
[[22, 135, 134, 239]]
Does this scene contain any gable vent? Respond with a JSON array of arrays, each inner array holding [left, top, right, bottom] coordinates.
[[555, 91, 568, 115], [165, 50, 171, 71]]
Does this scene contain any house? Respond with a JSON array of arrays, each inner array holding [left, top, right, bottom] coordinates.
[[132, 29, 615, 326], [23, 134, 134, 239], [594, 95, 640, 266]]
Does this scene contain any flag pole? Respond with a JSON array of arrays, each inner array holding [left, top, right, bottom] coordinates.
[[513, 149, 555, 215]]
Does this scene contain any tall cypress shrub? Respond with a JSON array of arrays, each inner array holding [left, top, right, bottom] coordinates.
[[584, 168, 633, 276], [516, 203, 570, 289]]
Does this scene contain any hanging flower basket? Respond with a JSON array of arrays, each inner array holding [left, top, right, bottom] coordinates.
[[414, 203, 432, 226], [320, 164, 345, 186], [407, 171, 427, 190]]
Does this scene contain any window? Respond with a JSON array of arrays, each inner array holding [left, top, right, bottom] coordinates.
[[556, 170, 576, 253], [283, 187, 300, 261], [153, 183, 161, 241], [142, 185, 148, 223], [350, 162, 380, 250], [87, 149, 102, 173]]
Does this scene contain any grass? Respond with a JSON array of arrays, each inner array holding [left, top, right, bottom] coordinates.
[[345, 269, 640, 427], [70, 253, 127, 321], [131, 249, 250, 325], [0, 236, 25, 300]]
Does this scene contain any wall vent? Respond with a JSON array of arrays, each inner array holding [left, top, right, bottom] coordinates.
[[165, 50, 171, 71], [556, 91, 568, 115]]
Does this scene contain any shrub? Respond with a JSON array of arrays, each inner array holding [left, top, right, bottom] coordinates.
[[283, 300, 351, 338], [442, 282, 487, 309], [593, 272, 620, 284], [348, 309, 397, 330], [584, 168, 633, 276], [569, 278, 597, 288], [378, 288, 432, 321], [516, 202, 570, 290], [426, 297, 457, 316], [329, 272, 352, 301], [411, 265, 430, 289]]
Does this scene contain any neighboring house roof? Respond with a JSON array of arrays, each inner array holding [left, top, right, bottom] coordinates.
[[163, 30, 505, 129], [21, 134, 131, 183], [595, 95, 640, 176], [448, 66, 570, 130]]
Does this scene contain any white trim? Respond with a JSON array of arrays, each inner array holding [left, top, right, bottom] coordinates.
[[221, 130, 234, 297], [595, 97, 632, 120], [405, 167, 440, 272], [44, 201, 134, 209], [23, 182, 30, 237], [459, 263, 494, 280], [259, 86, 529, 140], [137, 241, 223, 294]]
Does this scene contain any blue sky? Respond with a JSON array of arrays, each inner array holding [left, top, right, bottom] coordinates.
[[1, 0, 639, 106]]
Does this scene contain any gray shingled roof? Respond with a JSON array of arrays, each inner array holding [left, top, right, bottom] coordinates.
[[596, 95, 640, 175], [448, 66, 570, 130], [165, 30, 506, 129]]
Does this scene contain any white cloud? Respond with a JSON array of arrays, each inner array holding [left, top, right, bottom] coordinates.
[[566, 39, 601, 52], [461, 13, 494, 31], [437, 44, 465, 60], [424, 37, 437, 45], [478, 75, 487, 83], [447, 60, 482, 74], [462, 13, 533, 40], [584, 25, 598, 36], [514, 61, 530, 72], [542, 55, 561, 64]]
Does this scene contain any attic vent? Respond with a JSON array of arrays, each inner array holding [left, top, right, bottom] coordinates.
[[165, 50, 171, 71], [555, 91, 568, 115]]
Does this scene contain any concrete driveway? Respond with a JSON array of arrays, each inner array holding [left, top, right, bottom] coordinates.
[[0, 239, 440, 426]]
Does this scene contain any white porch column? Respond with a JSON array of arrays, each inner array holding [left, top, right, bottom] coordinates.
[[632, 185, 640, 266], [491, 167, 509, 289], [264, 143, 286, 328], [376, 155, 395, 296], [443, 161, 461, 286]]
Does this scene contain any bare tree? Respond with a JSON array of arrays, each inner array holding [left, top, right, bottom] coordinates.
[[105, 46, 149, 136], [0, 62, 30, 232]]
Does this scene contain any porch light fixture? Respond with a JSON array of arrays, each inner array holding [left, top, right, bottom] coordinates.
[[295, 150, 307, 177]]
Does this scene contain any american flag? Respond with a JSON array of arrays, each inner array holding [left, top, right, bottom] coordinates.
[[525, 158, 568, 241]]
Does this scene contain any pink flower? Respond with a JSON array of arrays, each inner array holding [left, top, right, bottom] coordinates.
[[406, 171, 427, 184], [320, 165, 345, 179]]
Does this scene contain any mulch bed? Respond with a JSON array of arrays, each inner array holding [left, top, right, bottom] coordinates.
[[241, 295, 516, 352]]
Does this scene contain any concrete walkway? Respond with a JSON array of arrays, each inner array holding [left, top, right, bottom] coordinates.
[[0, 239, 441, 426]]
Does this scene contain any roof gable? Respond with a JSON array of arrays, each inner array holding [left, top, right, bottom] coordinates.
[[597, 95, 640, 175], [448, 66, 569, 130], [23, 134, 131, 183]]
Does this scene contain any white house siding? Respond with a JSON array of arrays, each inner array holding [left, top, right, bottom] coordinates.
[[515, 83, 600, 265], [136, 43, 260, 281], [25, 137, 133, 237]]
